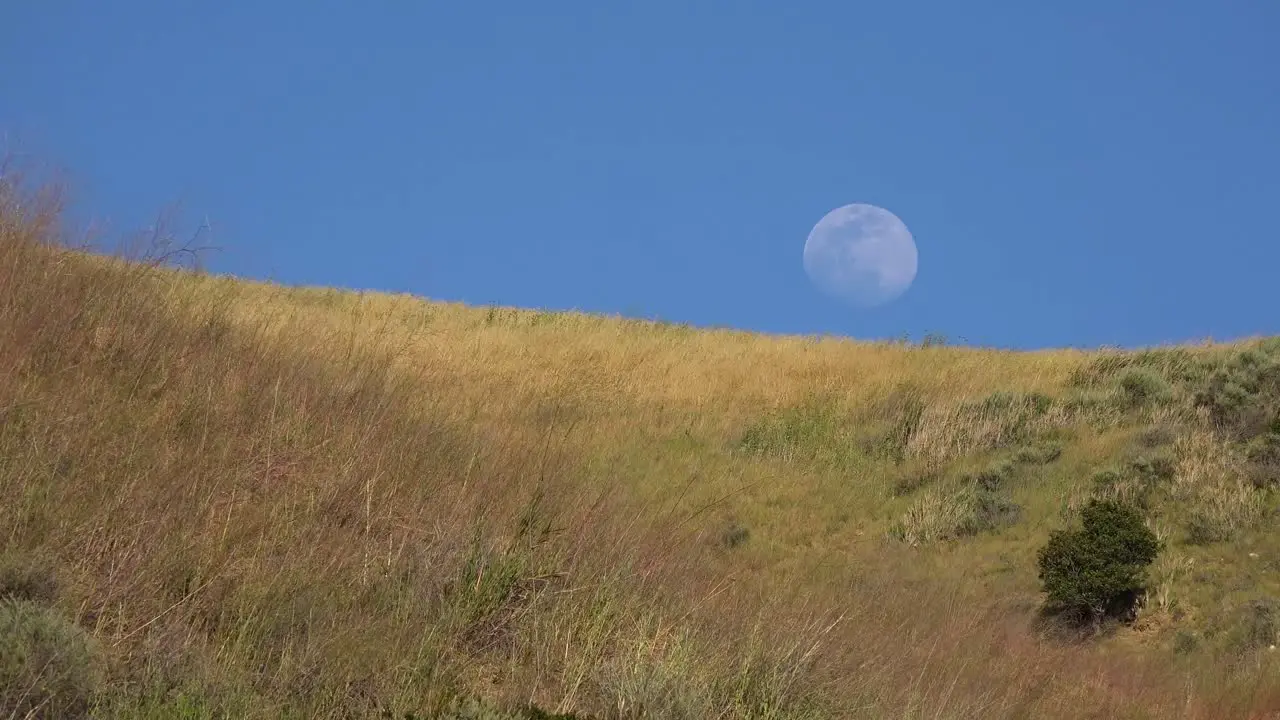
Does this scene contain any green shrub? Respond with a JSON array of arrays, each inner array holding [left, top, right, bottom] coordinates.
[[1116, 368, 1173, 409], [1036, 500, 1162, 625], [1193, 345, 1280, 441], [0, 598, 100, 719], [1190, 345, 1280, 497]]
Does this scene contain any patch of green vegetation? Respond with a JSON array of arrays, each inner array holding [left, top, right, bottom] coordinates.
[[1037, 499, 1162, 626], [1244, 433, 1280, 488], [1, 598, 101, 719], [1086, 450, 1177, 510], [738, 392, 883, 469], [1127, 451, 1178, 485], [871, 384, 928, 463], [1173, 629, 1199, 655], [1014, 441, 1063, 466], [968, 484, 1022, 533], [1228, 599, 1280, 655], [890, 463, 1021, 545], [738, 395, 847, 464], [1069, 347, 1209, 389], [977, 390, 1053, 416], [965, 458, 1017, 491], [1116, 368, 1174, 409], [1194, 341, 1280, 442], [1060, 388, 1116, 421], [963, 390, 1056, 448], [1186, 510, 1241, 547], [446, 529, 560, 655]]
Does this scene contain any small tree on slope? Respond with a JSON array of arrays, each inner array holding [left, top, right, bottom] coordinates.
[[1037, 499, 1162, 625]]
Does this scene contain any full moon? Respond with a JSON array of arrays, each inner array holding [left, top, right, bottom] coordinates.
[[803, 203, 918, 308]]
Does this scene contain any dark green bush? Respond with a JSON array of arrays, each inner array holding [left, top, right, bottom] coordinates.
[[0, 598, 100, 719], [1116, 368, 1173, 409], [1036, 500, 1161, 625]]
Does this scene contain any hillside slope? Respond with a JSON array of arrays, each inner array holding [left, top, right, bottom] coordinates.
[[3, 180, 1280, 718]]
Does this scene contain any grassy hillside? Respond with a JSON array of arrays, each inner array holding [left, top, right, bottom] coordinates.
[[4, 176, 1280, 719]]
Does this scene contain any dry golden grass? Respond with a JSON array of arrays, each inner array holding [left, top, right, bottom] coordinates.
[[4, 171, 1280, 718]]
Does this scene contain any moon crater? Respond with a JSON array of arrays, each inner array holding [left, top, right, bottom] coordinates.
[[803, 203, 918, 307]]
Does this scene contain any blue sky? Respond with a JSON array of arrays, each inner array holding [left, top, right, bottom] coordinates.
[[3, 3, 1277, 349]]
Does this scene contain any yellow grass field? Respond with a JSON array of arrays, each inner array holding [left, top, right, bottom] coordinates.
[[4, 177, 1280, 718]]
